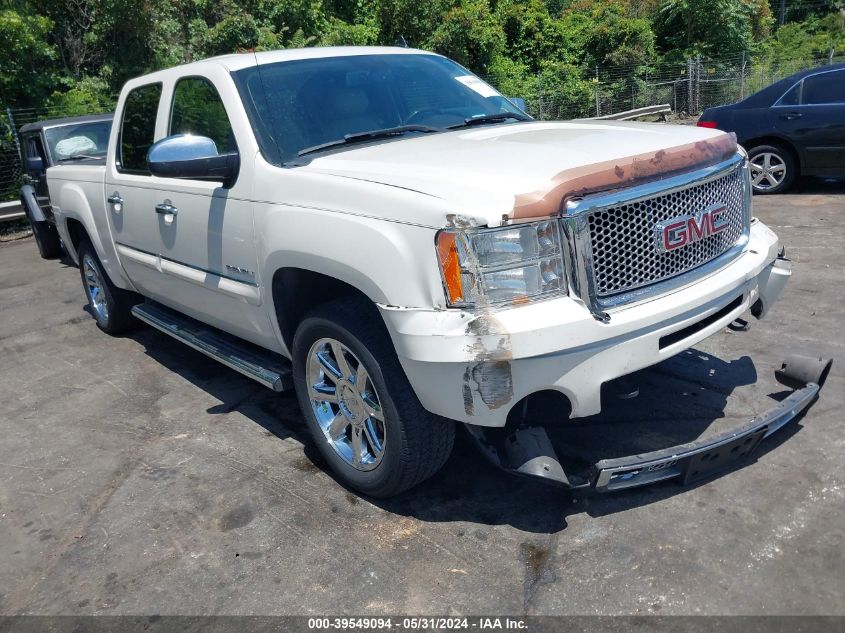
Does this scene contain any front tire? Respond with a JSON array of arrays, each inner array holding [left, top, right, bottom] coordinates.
[[77, 239, 137, 334], [748, 144, 796, 194], [292, 298, 454, 498]]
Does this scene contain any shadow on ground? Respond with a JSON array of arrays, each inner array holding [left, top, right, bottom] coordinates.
[[116, 316, 811, 535], [784, 176, 845, 194]]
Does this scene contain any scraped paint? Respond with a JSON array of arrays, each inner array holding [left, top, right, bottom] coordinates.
[[509, 132, 738, 220]]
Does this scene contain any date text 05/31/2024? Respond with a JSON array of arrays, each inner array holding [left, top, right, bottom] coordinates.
[[307, 618, 528, 630]]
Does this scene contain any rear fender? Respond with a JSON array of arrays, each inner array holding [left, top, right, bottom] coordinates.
[[51, 178, 135, 291]]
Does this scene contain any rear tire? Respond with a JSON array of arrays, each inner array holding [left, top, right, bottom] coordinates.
[[77, 239, 137, 334], [292, 297, 454, 498], [748, 144, 796, 195]]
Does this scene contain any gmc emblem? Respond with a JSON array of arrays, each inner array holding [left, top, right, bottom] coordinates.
[[653, 204, 729, 253]]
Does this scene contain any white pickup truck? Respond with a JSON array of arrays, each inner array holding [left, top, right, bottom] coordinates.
[[47, 46, 831, 497]]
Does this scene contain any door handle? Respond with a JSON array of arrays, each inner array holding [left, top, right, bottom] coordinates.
[[107, 192, 123, 213], [780, 112, 802, 120], [155, 201, 178, 216]]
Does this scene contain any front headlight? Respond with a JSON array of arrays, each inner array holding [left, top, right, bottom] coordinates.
[[436, 220, 567, 307]]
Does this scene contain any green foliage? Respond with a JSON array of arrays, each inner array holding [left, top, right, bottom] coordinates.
[[1, 0, 843, 120], [426, 0, 505, 73], [562, 0, 658, 67], [764, 11, 845, 63], [497, 0, 570, 71], [654, 0, 773, 59], [0, 9, 57, 107], [46, 74, 113, 115]]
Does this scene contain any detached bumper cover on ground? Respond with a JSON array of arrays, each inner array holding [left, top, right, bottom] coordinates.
[[468, 354, 832, 493]]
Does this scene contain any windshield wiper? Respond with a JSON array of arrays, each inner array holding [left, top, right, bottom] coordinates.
[[297, 125, 442, 157], [447, 112, 531, 129], [58, 154, 102, 162]]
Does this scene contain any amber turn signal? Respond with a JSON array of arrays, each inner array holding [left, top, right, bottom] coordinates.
[[436, 232, 464, 305]]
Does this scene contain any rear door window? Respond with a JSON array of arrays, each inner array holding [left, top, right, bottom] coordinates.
[[802, 70, 845, 105], [119, 83, 162, 174]]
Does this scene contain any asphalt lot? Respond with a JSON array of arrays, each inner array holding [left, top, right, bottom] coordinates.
[[0, 179, 843, 616]]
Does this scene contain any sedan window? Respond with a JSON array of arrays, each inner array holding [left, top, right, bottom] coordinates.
[[802, 70, 845, 105], [776, 81, 801, 107]]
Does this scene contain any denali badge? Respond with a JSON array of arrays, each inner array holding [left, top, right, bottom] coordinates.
[[653, 204, 729, 253]]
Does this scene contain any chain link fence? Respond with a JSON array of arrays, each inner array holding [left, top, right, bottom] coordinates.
[[1, 109, 24, 203], [489, 52, 844, 120], [1, 52, 843, 202]]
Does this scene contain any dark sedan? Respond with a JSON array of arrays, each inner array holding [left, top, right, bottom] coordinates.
[[698, 63, 845, 194]]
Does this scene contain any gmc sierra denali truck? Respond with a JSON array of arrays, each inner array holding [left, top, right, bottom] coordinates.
[[46, 47, 831, 497]]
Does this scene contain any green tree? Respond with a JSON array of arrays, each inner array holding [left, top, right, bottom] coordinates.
[[497, 0, 571, 71], [375, 0, 454, 47], [426, 0, 505, 74], [561, 0, 657, 68], [761, 10, 844, 70], [0, 9, 57, 107], [654, 0, 773, 59]]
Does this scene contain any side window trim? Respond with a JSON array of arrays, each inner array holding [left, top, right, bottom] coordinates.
[[116, 81, 163, 176]]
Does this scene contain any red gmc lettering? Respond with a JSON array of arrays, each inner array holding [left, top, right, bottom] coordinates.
[[662, 206, 729, 252]]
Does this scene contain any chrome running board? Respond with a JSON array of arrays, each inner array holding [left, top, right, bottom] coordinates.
[[131, 302, 293, 392]]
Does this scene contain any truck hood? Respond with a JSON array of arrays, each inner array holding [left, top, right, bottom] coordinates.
[[302, 120, 736, 227]]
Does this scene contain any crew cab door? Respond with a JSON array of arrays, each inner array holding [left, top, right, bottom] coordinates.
[[775, 69, 845, 172], [106, 69, 275, 348]]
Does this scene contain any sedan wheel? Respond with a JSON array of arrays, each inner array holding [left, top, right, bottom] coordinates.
[[747, 145, 795, 194], [750, 152, 786, 191]]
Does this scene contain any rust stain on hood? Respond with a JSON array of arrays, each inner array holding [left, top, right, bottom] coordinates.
[[510, 133, 737, 220]]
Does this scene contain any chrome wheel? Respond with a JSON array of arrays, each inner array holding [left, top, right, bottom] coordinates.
[[750, 152, 787, 191], [82, 254, 109, 323], [306, 338, 386, 471]]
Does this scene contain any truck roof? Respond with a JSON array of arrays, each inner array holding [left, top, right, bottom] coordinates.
[[134, 46, 437, 80], [19, 113, 113, 135]]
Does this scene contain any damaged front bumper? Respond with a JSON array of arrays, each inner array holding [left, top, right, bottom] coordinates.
[[466, 354, 832, 493]]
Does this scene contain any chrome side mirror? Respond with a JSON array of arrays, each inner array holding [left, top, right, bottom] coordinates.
[[147, 134, 239, 187]]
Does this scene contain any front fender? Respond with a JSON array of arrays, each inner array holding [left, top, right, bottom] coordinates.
[[258, 204, 443, 310]]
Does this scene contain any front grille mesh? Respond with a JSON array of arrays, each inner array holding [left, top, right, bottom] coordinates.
[[586, 168, 746, 297]]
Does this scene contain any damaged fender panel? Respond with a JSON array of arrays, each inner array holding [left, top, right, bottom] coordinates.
[[462, 314, 514, 416], [509, 133, 738, 220]]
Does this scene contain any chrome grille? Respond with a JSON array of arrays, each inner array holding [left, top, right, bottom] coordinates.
[[586, 168, 746, 297]]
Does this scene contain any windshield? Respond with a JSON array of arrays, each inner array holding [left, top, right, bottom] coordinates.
[[233, 53, 526, 164], [45, 120, 112, 161]]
